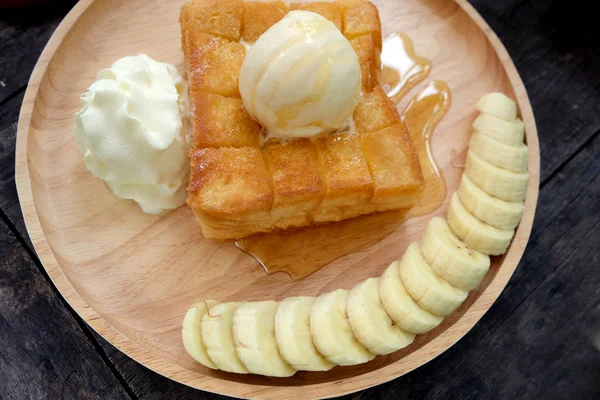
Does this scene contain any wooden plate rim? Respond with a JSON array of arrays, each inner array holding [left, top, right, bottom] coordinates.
[[14, 0, 540, 398]]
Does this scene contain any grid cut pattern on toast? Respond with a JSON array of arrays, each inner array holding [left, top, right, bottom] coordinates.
[[182, 0, 424, 239]]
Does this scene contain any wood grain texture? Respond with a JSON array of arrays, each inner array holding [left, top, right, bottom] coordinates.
[[428, 130, 600, 400], [388, 129, 600, 400], [0, 208, 131, 400], [473, 0, 600, 185], [1, 0, 599, 399], [0, 85, 24, 133], [0, 1, 77, 104], [13, 0, 541, 398], [0, 122, 31, 246]]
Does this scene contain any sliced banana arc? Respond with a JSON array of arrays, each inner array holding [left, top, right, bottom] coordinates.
[[379, 261, 443, 334], [447, 192, 514, 256], [469, 132, 529, 173], [398, 242, 468, 316], [182, 91, 529, 378], [472, 114, 525, 146], [201, 302, 249, 374], [275, 297, 335, 371], [310, 289, 375, 366], [419, 217, 490, 292], [458, 174, 524, 231], [477, 92, 517, 121], [347, 278, 415, 355], [465, 150, 529, 202], [232, 301, 296, 377], [182, 300, 219, 369]]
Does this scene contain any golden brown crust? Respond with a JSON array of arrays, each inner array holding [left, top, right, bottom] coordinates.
[[180, 0, 243, 41], [353, 86, 401, 133], [341, 0, 382, 49], [361, 123, 424, 206], [187, 147, 273, 219], [243, 1, 289, 43], [190, 212, 272, 240], [263, 139, 325, 228], [350, 34, 379, 92], [290, 2, 343, 31], [313, 133, 374, 219], [190, 92, 261, 148], [182, 1, 424, 239], [183, 30, 245, 97], [263, 139, 324, 210]]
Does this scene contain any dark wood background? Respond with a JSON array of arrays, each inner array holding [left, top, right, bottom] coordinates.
[[1, 0, 599, 399]]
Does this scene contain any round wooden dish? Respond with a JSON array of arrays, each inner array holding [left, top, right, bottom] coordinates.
[[15, 0, 539, 398]]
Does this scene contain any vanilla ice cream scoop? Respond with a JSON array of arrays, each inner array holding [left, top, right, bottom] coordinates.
[[73, 54, 190, 214], [239, 10, 361, 139]]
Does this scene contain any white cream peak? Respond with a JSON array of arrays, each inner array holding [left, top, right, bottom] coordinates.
[[73, 54, 190, 214]]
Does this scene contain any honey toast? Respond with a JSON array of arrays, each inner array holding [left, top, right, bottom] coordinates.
[[181, 0, 424, 239]]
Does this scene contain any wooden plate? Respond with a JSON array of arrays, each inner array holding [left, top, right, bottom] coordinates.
[[15, 0, 539, 398]]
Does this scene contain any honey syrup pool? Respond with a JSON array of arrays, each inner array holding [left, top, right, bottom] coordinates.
[[235, 33, 451, 280]]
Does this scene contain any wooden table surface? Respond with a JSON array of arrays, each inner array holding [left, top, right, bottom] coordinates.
[[1, 0, 599, 399]]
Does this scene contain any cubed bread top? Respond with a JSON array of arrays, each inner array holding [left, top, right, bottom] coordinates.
[[181, 0, 424, 239]]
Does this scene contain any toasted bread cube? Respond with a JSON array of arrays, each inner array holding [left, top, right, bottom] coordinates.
[[290, 2, 342, 31], [342, 0, 382, 50], [182, 0, 425, 238], [361, 123, 424, 208], [313, 133, 374, 221], [350, 34, 380, 92], [188, 147, 273, 220], [242, 1, 289, 43], [263, 139, 325, 227], [190, 92, 261, 148], [353, 86, 400, 133], [180, 0, 243, 41], [184, 31, 245, 97]]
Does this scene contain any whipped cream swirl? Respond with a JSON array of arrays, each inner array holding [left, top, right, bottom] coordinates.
[[74, 54, 190, 214]]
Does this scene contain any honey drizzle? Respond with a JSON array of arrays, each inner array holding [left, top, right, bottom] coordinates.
[[235, 32, 450, 280], [403, 80, 451, 218], [380, 32, 432, 104]]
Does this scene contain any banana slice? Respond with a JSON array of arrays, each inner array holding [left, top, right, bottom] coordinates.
[[182, 300, 219, 369], [447, 192, 514, 256], [202, 302, 249, 374], [379, 261, 443, 334], [310, 289, 375, 366], [458, 174, 524, 231], [469, 132, 529, 173], [275, 297, 335, 371], [419, 217, 490, 292], [232, 301, 296, 377], [347, 278, 415, 355], [465, 150, 529, 202], [398, 242, 468, 316], [476, 92, 517, 121], [472, 115, 525, 146]]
